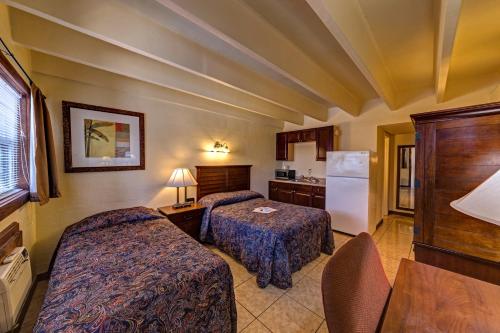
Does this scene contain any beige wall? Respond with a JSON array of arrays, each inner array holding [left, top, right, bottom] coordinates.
[[0, 4, 37, 256], [31, 73, 279, 273]]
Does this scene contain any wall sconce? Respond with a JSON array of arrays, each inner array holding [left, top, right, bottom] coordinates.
[[212, 141, 230, 153]]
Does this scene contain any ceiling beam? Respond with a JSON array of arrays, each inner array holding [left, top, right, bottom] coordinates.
[[31, 52, 283, 128], [9, 9, 303, 124], [154, 0, 363, 116], [305, 0, 398, 110], [6, 0, 327, 120], [434, 0, 463, 102]]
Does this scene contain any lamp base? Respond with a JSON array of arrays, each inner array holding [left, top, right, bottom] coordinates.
[[172, 202, 192, 209]]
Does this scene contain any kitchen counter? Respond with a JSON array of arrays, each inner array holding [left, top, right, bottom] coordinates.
[[271, 178, 326, 187]]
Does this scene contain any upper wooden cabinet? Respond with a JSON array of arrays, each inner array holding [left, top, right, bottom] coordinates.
[[276, 126, 334, 161], [302, 129, 317, 142], [287, 129, 316, 143], [286, 131, 301, 143], [316, 126, 334, 161], [276, 132, 294, 161]]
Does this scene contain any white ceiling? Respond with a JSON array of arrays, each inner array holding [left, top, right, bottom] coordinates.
[[4, 0, 499, 124]]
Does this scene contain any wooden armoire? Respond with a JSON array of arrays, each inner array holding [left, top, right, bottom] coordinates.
[[411, 102, 500, 285]]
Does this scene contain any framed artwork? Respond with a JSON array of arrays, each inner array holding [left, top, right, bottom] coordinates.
[[62, 101, 145, 172]]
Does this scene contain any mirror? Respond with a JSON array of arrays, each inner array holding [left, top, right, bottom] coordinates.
[[397, 145, 415, 210]]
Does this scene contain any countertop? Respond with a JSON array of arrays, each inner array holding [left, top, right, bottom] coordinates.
[[270, 178, 326, 187]]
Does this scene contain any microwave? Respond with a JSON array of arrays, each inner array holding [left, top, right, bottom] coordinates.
[[275, 169, 296, 180]]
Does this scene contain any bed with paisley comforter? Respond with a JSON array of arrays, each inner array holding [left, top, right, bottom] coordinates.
[[198, 190, 334, 289], [34, 207, 237, 333]]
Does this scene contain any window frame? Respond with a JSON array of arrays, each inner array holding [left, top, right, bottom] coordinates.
[[0, 49, 31, 221]]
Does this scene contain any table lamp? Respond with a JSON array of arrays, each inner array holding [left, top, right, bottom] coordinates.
[[450, 169, 500, 226], [166, 168, 198, 209]]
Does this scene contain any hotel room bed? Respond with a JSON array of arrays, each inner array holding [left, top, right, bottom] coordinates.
[[34, 207, 237, 333], [199, 191, 334, 289]]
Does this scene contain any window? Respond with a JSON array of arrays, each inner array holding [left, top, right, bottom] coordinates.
[[0, 51, 30, 220]]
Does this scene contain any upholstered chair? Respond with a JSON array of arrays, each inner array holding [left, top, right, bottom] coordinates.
[[321, 232, 392, 333]]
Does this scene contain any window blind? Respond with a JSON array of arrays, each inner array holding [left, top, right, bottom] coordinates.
[[0, 75, 24, 198]]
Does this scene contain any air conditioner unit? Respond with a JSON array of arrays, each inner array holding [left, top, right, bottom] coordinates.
[[0, 247, 32, 333]]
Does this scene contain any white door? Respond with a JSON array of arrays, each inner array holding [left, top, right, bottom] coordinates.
[[326, 176, 369, 235]]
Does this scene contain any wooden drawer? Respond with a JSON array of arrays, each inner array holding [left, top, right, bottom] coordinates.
[[167, 209, 203, 224], [312, 186, 325, 196], [177, 218, 201, 239], [270, 181, 294, 190], [311, 195, 325, 209], [294, 184, 312, 194]]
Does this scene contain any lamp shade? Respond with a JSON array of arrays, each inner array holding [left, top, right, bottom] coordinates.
[[450, 169, 500, 226], [166, 168, 198, 188]]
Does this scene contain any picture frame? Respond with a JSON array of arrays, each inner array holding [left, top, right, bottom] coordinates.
[[62, 101, 145, 173]]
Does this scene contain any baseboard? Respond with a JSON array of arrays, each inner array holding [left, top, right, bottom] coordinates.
[[332, 229, 356, 237], [388, 210, 414, 218], [13, 272, 49, 333], [375, 218, 384, 230]]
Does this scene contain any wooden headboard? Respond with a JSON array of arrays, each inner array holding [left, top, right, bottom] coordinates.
[[0, 222, 22, 263], [195, 165, 252, 200]]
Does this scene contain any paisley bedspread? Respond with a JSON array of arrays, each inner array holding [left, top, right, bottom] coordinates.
[[199, 191, 334, 289], [34, 207, 237, 333]]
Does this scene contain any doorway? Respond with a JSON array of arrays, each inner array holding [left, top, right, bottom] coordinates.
[[376, 122, 415, 217]]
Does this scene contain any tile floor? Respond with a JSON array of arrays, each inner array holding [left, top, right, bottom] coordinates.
[[20, 214, 414, 333]]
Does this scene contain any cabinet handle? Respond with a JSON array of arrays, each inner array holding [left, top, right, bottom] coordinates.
[[184, 215, 194, 221]]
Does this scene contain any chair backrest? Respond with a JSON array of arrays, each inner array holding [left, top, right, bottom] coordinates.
[[322, 232, 391, 333]]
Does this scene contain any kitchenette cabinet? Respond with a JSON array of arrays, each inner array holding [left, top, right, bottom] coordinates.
[[276, 132, 294, 161], [311, 186, 326, 209], [269, 181, 325, 209], [315, 126, 334, 161], [276, 126, 334, 161]]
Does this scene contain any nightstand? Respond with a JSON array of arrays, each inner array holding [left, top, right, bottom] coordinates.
[[158, 203, 206, 241]]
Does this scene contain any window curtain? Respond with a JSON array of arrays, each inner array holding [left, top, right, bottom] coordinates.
[[30, 83, 60, 204]]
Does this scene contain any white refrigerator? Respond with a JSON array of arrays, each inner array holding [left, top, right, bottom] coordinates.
[[326, 151, 376, 236]]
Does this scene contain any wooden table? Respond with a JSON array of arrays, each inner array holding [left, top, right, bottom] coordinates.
[[381, 258, 500, 332]]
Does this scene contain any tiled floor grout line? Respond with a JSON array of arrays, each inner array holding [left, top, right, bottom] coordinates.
[[256, 318, 273, 332], [235, 301, 256, 332], [254, 293, 323, 333], [315, 320, 326, 333], [238, 319, 253, 332], [234, 274, 253, 288], [254, 292, 286, 330], [286, 292, 324, 320]]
